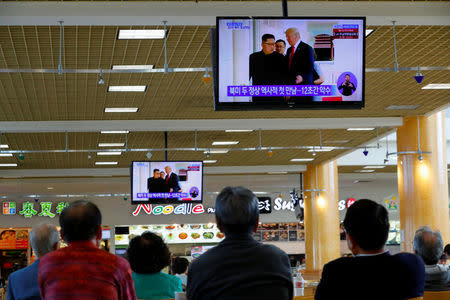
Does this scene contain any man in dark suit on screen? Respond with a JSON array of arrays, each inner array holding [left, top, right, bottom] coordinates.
[[249, 34, 287, 103], [164, 166, 181, 193], [147, 169, 168, 193], [285, 28, 315, 102]]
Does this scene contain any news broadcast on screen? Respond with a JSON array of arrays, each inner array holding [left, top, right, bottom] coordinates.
[[131, 161, 203, 204], [215, 17, 365, 110]]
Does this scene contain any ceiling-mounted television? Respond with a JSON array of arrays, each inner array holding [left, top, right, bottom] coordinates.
[[214, 17, 365, 110], [131, 161, 203, 205]]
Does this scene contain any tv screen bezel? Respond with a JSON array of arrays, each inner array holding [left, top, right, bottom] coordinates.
[[130, 160, 204, 205], [214, 16, 366, 111]]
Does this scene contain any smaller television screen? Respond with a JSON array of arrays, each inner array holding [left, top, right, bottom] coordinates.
[[131, 161, 203, 204], [115, 226, 129, 235]]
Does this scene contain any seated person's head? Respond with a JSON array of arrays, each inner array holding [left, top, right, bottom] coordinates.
[[215, 186, 259, 236], [60, 200, 102, 243], [343, 199, 389, 255], [439, 253, 448, 265], [413, 226, 443, 266], [172, 257, 189, 275], [30, 223, 60, 259], [127, 232, 171, 274], [444, 244, 450, 256]]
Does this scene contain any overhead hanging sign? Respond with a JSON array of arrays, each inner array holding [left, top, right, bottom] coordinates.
[[3, 201, 69, 219]]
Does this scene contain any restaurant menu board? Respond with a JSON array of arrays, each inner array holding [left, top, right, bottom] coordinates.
[[0, 229, 29, 249], [387, 220, 401, 245], [256, 222, 305, 242], [114, 224, 225, 245], [191, 245, 215, 260]]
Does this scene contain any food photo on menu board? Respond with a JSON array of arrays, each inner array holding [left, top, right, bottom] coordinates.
[[131, 161, 203, 204], [215, 17, 365, 110], [0, 229, 29, 249], [289, 230, 298, 241]]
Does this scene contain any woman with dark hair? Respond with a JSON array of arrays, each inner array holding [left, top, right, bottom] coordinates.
[[127, 232, 182, 299], [172, 257, 189, 290]]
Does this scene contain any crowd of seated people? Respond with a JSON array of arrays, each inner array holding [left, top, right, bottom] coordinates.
[[5, 190, 450, 300]]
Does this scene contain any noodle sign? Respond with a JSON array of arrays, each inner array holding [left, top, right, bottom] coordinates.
[[132, 203, 205, 216]]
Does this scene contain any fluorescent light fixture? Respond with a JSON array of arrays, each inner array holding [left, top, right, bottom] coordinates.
[[355, 170, 375, 173], [112, 65, 154, 70], [290, 158, 314, 162], [95, 162, 118, 165], [98, 143, 125, 147], [104, 107, 139, 113], [47, 187, 54, 190], [0, 153, 13, 157], [118, 29, 165, 40], [268, 171, 288, 174], [212, 141, 239, 146], [0, 145, 8, 149], [386, 105, 419, 110], [225, 129, 254, 133], [253, 192, 268, 195], [422, 84, 450, 90], [97, 152, 122, 156], [347, 128, 375, 131], [0, 163, 17, 167], [101, 130, 130, 134], [363, 166, 386, 169], [204, 149, 229, 154], [308, 147, 335, 152], [365, 29, 374, 37], [203, 160, 217, 164], [107, 86, 146, 92]]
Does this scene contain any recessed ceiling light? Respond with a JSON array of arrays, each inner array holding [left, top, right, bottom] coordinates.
[[325, 140, 350, 144], [363, 166, 386, 169], [365, 29, 374, 37], [112, 65, 154, 70], [203, 160, 217, 164], [118, 29, 166, 40], [204, 149, 229, 154], [0, 145, 9, 149], [97, 152, 122, 156], [0, 163, 17, 167], [347, 128, 375, 131], [107, 86, 146, 92], [0, 153, 13, 157], [104, 108, 139, 113], [47, 187, 54, 190], [98, 143, 125, 147], [225, 130, 254, 133], [355, 170, 375, 173], [385, 105, 420, 110], [268, 171, 288, 174], [95, 162, 118, 165], [290, 158, 314, 162], [212, 141, 239, 146], [421, 84, 450, 90], [101, 130, 130, 134]]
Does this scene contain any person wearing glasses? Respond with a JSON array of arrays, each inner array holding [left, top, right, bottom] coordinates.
[[249, 33, 286, 103]]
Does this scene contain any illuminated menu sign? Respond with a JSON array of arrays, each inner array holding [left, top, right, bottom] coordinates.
[[0, 229, 29, 249]]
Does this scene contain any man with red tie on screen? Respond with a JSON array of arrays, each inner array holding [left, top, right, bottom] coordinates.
[[285, 27, 315, 102]]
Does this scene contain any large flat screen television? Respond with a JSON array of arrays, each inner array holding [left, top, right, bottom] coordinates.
[[214, 17, 365, 110], [131, 161, 203, 204]]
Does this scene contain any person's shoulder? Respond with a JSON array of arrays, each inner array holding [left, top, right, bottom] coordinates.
[[163, 272, 182, 285], [114, 253, 131, 269], [250, 51, 262, 58], [259, 242, 288, 256], [323, 257, 352, 270], [394, 252, 425, 269]]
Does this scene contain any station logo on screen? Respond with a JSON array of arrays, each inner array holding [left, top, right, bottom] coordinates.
[[215, 17, 365, 110], [131, 161, 204, 205]]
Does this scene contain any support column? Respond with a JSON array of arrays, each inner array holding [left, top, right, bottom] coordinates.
[[397, 112, 450, 252], [304, 160, 340, 272]]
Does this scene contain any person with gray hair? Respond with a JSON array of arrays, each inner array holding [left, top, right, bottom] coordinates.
[[187, 186, 293, 300], [414, 226, 450, 291], [7, 223, 60, 300]]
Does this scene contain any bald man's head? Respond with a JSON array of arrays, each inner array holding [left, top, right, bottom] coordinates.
[[60, 200, 102, 243], [413, 226, 444, 265]]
